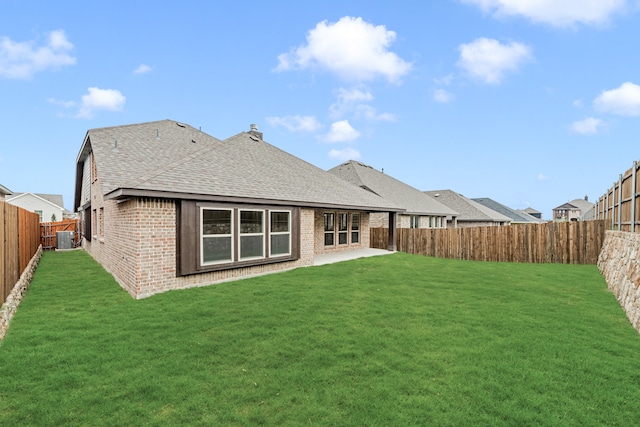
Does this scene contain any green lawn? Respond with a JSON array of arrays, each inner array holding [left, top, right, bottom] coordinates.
[[1, 250, 639, 426]]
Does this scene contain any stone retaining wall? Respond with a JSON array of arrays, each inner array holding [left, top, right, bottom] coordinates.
[[0, 245, 43, 340], [598, 231, 640, 333]]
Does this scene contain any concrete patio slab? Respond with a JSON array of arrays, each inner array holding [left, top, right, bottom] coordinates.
[[313, 248, 395, 266]]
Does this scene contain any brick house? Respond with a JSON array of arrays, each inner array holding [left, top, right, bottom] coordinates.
[[74, 120, 402, 298], [328, 161, 458, 229]]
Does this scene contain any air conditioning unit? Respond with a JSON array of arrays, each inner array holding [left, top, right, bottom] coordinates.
[[56, 231, 74, 250]]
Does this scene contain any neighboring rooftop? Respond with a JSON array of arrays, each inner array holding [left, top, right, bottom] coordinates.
[[7, 192, 65, 209], [0, 184, 12, 196], [328, 160, 458, 217], [472, 197, 545, 224], [424, 190, 511, 223]]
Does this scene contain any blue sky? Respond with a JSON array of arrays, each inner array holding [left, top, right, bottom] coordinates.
[[2, 1, 640, 219]]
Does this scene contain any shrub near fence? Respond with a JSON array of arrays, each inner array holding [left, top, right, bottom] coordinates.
[[1, 201, 41, 305], [371, 220, 607, 265]]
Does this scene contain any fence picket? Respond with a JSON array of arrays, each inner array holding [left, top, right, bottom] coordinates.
[[370, 220, 607, 265]]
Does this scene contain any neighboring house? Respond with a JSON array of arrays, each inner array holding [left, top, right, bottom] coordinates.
[[328, 160, 458, 229], [73, 120, 403, 299], [521, 207, 543, 220], [423, 190, 511, 227], [0, 184, 11, 201], [6, 192, 65, 222], [472, 198, 545, 224], [552, 196, 594, 222]]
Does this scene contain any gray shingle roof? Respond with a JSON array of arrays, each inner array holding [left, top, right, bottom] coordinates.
[[423, 190, 511, 223], [328, 161, 458, 217], [472, 197, 544, 223], [0, 184, 12, 196], [76, 120, 402, 212]]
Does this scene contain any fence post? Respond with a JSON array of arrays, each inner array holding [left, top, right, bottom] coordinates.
[[632, 161, 637, 233], [617, 174, 623, 230]]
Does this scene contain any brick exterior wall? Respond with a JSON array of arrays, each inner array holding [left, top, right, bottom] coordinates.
[[82, 180, 343, 298], [313, 210, 370, 255]]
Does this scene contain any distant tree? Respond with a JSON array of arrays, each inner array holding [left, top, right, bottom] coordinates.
[[51, 213, 57, 222]]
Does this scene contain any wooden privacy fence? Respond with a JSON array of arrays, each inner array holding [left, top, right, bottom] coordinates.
[[1, 201, 41, 305], [41, 219, 81, 250], [371, 220, 607, 264], [594, 159, 640, 232]]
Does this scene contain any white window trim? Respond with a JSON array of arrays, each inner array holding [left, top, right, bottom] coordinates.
[[351, 213, 360, 244], [337, 212, 349, 245], [201, 207, 234, 266], [269, 210, 292, 257], [239, 209, 265, 261]]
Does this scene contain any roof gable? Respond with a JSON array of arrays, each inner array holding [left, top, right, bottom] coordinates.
[[7, 192, 65, 210], [328, 161, 458, 216]]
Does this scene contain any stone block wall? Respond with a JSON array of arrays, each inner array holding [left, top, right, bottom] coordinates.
[[598, 231, 640, 333]]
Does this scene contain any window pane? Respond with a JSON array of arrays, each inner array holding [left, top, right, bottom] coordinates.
[[240, 235, 264, 259], [240, 211, 263, 234], [351, 213, 359, 231], [338, 232, 348, 245], [271, 212, 290, 232], [338, 213, 348, 231], [324, 232, 334, 246], [324, 213, 334, 231], [203, 209, 231, 235], [203, 236, 232, 263], [351, 231, 359, 244], [271, 234, 290, 256]]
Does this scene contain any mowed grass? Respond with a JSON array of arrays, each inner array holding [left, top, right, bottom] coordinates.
[[1, 250, 640, 426]]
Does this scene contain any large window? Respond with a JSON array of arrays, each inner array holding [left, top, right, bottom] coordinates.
[[201, 208, 233, 265], [324, 213, 335, 246], [239, 210, 264, 260], [410, 215, 419, 229], [338, 213, 348, 245], [351, 213, 360, 243], [192, 205, 296, 272], [325, 212, 361, 247], [270, 211, 291, 256]]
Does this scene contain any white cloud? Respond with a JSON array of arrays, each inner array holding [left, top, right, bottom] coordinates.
[[275, 16, 412, 83], [323, 120, 361, 143], [329, 86, 395, 121], [537, 173, 549, 181], [77, 87, 126, 119], [0, 30, 76, 79], [266, 115, 321, 132], [572, 99, 583, 107], [457, 37, 532, 84], [593, 82, 640, 116], [461, 0, 627, 27], [328, 147, 361, 161], [133, 64, 152, 74], [47, 97, 76, 108], [570, 117, 604, 134], [434, 74, 454, 86], [434, 89, 455, 103]]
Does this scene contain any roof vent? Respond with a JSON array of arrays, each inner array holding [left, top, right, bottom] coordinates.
[[248, 123, 263, 140], [176, 122, 186, 128], [112, 139, 119, 152]]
